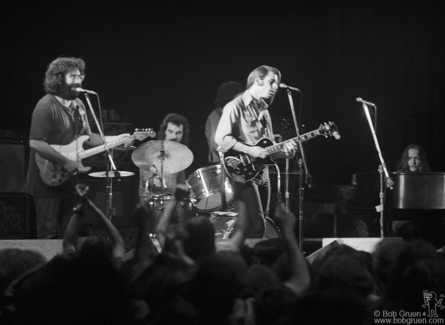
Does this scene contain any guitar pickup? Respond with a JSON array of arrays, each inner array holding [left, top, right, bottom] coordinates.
[[241, 155, 250, 166]]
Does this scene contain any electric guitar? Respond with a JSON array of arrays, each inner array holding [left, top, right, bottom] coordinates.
[[36, 130, 155, 187], [222, 122, 340, 181]]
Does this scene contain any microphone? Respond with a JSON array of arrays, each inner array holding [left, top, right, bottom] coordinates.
[[279, 83, 301, 92], [356, 97, 376, 107], [75, 87, 97, 95]]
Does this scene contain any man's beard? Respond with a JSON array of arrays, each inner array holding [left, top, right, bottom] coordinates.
[[57, 80, 80, 100]]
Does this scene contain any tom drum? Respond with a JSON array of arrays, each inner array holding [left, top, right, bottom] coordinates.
[[186, 165, 233, 212]]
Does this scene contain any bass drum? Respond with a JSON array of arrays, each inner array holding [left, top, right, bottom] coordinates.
[[210, 212, 281, 239], [186, 165, 234, 212]]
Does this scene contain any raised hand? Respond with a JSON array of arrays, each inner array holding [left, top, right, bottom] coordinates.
[[174, 184, 191, 201], [75, 183, 90, 206], [133, 199, 156, 228], [274, 202, 296, 232]]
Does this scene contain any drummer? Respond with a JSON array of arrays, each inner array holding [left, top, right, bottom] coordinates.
[[138, 113, 191, 228]]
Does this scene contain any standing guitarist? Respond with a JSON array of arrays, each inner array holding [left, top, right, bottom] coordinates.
[[215, 65, 296, 238], [26, 57, 113, 239]]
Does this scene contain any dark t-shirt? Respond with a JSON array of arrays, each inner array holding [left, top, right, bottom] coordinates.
[[26, 94, 90, 197]]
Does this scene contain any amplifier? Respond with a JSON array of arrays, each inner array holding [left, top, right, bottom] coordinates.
[[0, 194, 31, 239], [0, 140, 26, 193]]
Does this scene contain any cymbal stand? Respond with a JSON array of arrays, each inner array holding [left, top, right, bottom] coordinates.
[[360, 101, 393, 238], [105, 149, 120, 219], [159, 145, 166, 211], [217, 153, 228, 211], [220, 165, 228, 211], [284, 88, 311, 250], [285, 159, 290, 209], [83, 92, 120, 221]]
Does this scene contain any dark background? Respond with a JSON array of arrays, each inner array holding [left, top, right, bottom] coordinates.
[[2, 0, 445, 186]]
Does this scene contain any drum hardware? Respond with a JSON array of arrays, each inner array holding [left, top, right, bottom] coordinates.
[[210, 211, 281, 239], [142, 194, 195, 211], [88, 171, 135, 178], [133, 139, 194, 215], [210, 211, 238, 239]]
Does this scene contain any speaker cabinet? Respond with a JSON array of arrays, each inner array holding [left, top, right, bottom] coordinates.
[[0, 194, 30, 239], [0, 141, 26, 193]]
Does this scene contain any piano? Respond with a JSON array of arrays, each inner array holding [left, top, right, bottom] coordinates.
[[352, 172, 445, 248], [391, 173, 445, 209], [351, 172, 445, 210]]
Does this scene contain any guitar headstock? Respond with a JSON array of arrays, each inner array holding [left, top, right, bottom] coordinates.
[[318, 122, 341, 140], [133, 128, 157, 141]]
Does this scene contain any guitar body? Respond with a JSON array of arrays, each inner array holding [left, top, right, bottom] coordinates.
[[222, 122, 341, 181], [35, 130, 155, 187], [222, 138, 276, 181], [36, 135, 92, 187]]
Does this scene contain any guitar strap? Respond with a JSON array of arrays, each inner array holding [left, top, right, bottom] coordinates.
[[75, 99, 92, 135], [254, 97, 272, 140], [258, 110, 273, 140]]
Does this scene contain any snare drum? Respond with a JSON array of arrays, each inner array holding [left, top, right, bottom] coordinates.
[[186, 165, 233, 212]]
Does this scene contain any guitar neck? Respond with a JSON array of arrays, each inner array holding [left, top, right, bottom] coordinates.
[[79, 137, 130, 159], [265, 129, 321, 156]]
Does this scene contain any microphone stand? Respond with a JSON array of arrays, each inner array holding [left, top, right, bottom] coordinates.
[[83, 92, 120, 221], [274, 164, 282, 208], [360, 101, 393, 238], [285, 89, 311, 250]]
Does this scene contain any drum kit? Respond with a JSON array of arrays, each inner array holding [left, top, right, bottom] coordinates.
[[88, 139, 234, 214], [87, 139, 281, 239]]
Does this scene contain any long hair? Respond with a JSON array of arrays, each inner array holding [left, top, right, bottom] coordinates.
[[43, 57, 86, 95], [157, 113, 190, 146], [396, 144, 430, 173], [214, 81, 244, 109], [246, 65, 281, 104]]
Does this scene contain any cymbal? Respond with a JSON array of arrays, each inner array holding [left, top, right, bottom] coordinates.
[[131, 140, 193, 174], [89, 171, 135, 178]]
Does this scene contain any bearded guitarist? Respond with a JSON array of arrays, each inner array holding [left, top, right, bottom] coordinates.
[[25, 57, 145, 239], [215, 65, 297, 239]]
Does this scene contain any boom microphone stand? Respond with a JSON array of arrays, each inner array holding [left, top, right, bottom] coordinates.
[[357, 98, 393, 238], [83, 91, 120, 220], [284, 87, 312, 250]]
